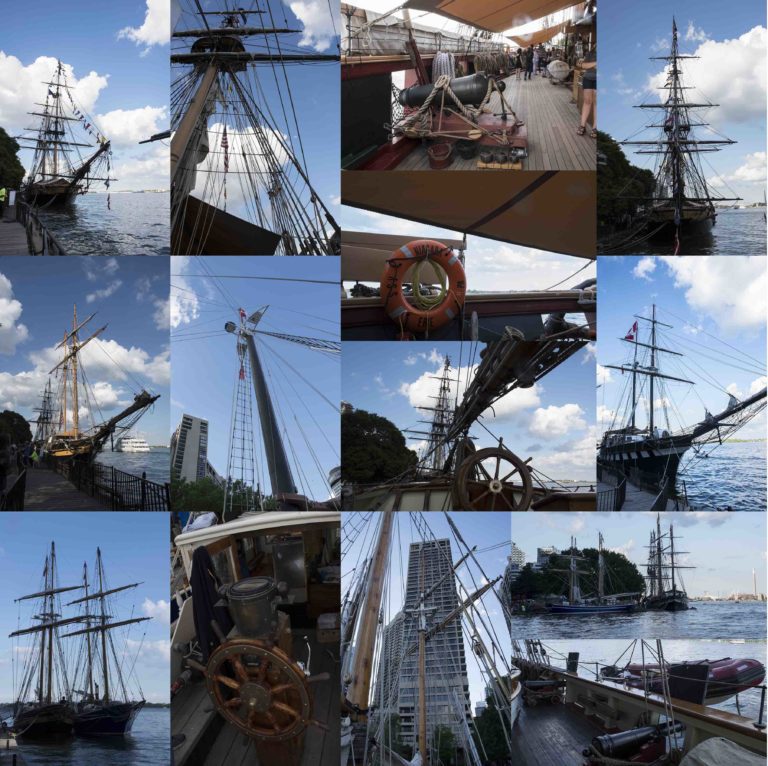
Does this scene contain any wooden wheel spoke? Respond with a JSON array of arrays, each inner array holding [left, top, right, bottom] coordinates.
[[270, 683, 294, 696], [499, 492, 515, 511], [231, 658, 249, 683], [214, 673, 241, 692], [478, 463, 493, 482], [265, 710, 281, 732], [488, 491, 497, 511], [493, 455, 502, 480], [224, 697, 242, 709], [500, 466, 520, 483], [272, 701, 300, 719], [255, 659, 270, 681], [473, 488, 492, 505]]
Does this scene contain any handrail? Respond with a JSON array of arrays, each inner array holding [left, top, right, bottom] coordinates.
[[15, 200, 67, 255]]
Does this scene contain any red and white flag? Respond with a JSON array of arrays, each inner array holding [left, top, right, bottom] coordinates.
[[625, 321, 638, 340]]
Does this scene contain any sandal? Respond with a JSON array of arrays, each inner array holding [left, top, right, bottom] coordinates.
[[590, 128, 598, 139], [577, 125, 586, 136]]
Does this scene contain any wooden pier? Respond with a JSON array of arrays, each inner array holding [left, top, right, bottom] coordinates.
[[21, 467, 109, 510], [0, 205, 29, 255]]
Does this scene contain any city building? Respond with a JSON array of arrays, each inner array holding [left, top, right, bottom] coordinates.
[[171, 413, 221, 484], [535, 545, 559, 569]]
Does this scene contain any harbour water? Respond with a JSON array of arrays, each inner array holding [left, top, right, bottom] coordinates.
[[0, 706, 169, 766], [679, 441, 767, 512], [37, 192, 170, 256], [95, 447, 170, 485], [531, 639, 767, 721], [511, 600, 767, 640]]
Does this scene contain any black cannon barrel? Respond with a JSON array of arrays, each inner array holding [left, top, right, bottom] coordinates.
[[398, 74, 504, 108], [589, 722, 685, 757]]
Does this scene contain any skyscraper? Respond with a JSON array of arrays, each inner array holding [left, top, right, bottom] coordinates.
[[171, 413, 218, 483]]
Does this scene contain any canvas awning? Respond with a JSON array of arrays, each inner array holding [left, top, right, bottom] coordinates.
[[509, 21, 566, 48], [404, 0, 580, 34], [341, 171, 596, 258]]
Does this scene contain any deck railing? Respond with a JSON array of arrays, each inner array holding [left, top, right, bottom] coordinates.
[[596, 477, 626, 512], [52, 459, 170, 511], [16, 200, 66, 255], [0, 469, 27, 511]]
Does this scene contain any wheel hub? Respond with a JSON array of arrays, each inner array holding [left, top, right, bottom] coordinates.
[[488, 479, 503, 493], [241, 681, 271, 713]]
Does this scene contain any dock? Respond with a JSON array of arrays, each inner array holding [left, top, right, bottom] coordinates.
[[0, 206, 29, 255], [395, 73, 595, 172], [598, 476, 680, 512], [21, 467, 109, 511]]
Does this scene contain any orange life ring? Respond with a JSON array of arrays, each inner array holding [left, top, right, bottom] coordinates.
[[380, 239, 467, 334]]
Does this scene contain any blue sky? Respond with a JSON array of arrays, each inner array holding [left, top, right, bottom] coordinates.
[[599, 0, 766, 202], [343, 340, 597, 482], [171, 255, 340, 500], [342, 511, 511, 708], [597, 257, 767, 444], [0, 512, 170, 704], [0, 256, 170, 445], [0, 0, 170, 190], [511, 511, 767, 598]]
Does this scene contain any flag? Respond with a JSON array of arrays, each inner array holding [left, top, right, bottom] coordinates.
[[239, 365, 245, 380], [239, 308, 246, 320], [221, 125, 229, 173], [625, 321, 638, 341], [107, 194, 111, 211]]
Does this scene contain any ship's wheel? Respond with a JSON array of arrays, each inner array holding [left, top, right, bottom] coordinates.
[[452, 447, 533, 511], [205, 639, 312, 741]]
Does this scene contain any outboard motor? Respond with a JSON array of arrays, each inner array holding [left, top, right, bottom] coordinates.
[[398, 74, 504, 108]]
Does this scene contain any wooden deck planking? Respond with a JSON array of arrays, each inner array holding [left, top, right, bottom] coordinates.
[[510, 704, 604, 766], [22, 467, 109, 510], [395, 74, 595, 171], [0, 214, 29, 254]]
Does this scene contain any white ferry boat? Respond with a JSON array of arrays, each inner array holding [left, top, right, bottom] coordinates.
[[117, 435, 152, 453]]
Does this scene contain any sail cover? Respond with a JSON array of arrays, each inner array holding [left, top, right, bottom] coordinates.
[[341, 171, 596, 258], [404, 0, 581, 33], [509, 21, 567, 47]]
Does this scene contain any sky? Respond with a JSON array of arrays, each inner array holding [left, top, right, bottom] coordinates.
[[341, 206, 597, 293], [0, 256, 170, 446], [170, 255, 340, 500], [342, 510, 511, 709], [511, 511, 767, 598], [597, 256, 767, 443], [0, 0, 170, 191], [0, 512, 170, 704], [171, 0, 341, 228], [343, 340, 597, 482], [599, 0, 767, 203]]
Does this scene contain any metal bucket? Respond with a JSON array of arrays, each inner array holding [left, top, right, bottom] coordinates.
[[223, 576, 277, 638]]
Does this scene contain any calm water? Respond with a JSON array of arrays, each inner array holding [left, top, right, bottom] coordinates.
[[610, 208, 766, 255], [95, 447, 170, 484], [37, 193, 169, 256], [0, 706, 169, 766], [511, 600, 767, 640], [530, 639, 767, 721], [679, 441, 766, 512]]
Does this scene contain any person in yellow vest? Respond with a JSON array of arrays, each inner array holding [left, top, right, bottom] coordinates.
[[0, 187, 7, 220]]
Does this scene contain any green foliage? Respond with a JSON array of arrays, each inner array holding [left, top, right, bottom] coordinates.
[[472, 693, 511, 762], [341, 408, 418, 484], [509, 546, 645, 600], [431, 724, 456, 765], [170, 476, 225, 515], [597, 130, 656, 228], [381, 713, 411, 759], [0, 410, 32, 445], [0, 127, 25, 190]]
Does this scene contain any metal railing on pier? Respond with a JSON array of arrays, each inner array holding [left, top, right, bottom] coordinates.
[[16, 200, 66, 255], [597, 462, 627, 511], [52, 459, 170, 511], [0, 470, 27, 511]]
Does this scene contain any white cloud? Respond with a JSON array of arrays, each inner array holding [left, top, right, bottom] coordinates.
[[170, 257, 200, 329], [0, 274, 30, 355], [684, 22, 708, 43], [142, 598, 170, 624], [86, 280, 123, 304], [659, 256, 767, 332], [582, 343, 597, 363], [647, 26, 767, 125], [597, 365, 613, 386], [153, 298, 170, 330], [110, 145, 168, 192], [529, 403, 587, 438], [533, 427, 597, 482], [609, 538, 636, 558], [632, 256, 656, 281], [117, 0, 171, 50], [709, 152, 766, 188], [597, 404, 617, 429], [288, 1, 339, 52], [96, 106, 168, 147], [749, 376, 767, 395]]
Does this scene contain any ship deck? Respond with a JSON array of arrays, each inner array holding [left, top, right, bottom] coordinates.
[[172, 629, 338, 766], [394, 73, 595, 172], [511, 703, 603, 765]]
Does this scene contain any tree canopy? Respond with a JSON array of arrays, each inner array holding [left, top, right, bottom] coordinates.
[[341, 408, 418, 484], [0, 127, 25, 190], [473, 692, 511, 762], [0, 410, 32, 445]]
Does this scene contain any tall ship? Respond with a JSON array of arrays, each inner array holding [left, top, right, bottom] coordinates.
[[619, 18, 741, 242], [644, 514, 691, 612], [598, 304, 766, 494], [37, 305, 160, 460], [63, 548, 150, 735], [13, 60, 113, 205], [9, 542, 81, 738]]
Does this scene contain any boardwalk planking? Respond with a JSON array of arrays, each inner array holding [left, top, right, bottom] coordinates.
[[22, 467, 109, 510], [0, 212, 29, 254], [396, 73, 595, 171]]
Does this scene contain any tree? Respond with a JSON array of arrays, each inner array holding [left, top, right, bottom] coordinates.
[[0, 127, 25, 190], [473, 693, 510, 763], [381, 713, 411, 759], [341, 408, 418, 484], [170, 476, 225, 515], [0, 410, 32, 445], [432, 724, 456, 766]]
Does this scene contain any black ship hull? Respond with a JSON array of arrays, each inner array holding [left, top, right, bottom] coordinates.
[[644, 590, 688, 612], [598, 435, 692, 487], [74, 700, 144, 736], [13, 703, 74, 738], [23, 181, 81, 206]]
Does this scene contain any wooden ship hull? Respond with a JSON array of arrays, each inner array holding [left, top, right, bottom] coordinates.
[[23, 179, 82, 205], [73, 700, 144, 736], [598, 435, 691, 487], [547, 602, 636, 615], [14, 702, 74, 738], [644, 588, 689, 612]]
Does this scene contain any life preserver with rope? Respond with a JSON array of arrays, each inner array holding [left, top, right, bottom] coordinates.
[[380, 239, 467, 336]]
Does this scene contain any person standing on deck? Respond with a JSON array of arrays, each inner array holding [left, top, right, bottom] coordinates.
[[524, 45, 534, 80], [577, 45, 597, 138], [0, 187, 7, 220], [532, 46, 540, 76], [515, 49, 523, 79]]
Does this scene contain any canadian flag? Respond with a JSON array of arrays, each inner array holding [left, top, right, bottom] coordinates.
[[239, 308, 247, 320], [625, 321, 638, 341]]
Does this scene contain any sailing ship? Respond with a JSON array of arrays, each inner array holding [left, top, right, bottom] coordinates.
[[170, 3, 340, 255], [644, 514, 691, 612], [13, 60, 113, 205], [598, 304, 767, 492], [620, 18, 740, 240], [9, 542, 81, 738], [62, 548, 149, 735], [37, 305, 160, 460], [547, 534, 639, 614]]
